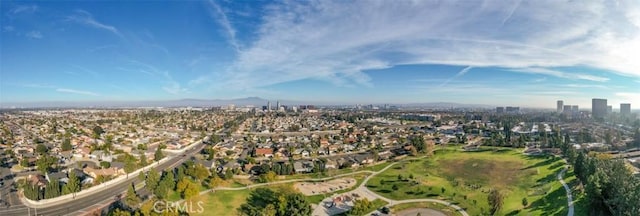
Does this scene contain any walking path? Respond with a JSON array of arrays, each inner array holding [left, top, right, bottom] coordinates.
[[557, 164, 575, 216], [184, 157, 469, 216], [313, 162, 469, 216]]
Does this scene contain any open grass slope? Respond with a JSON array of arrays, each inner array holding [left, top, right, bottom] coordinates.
[[190, 189, 252, 216], [367, 147, 570, 215]]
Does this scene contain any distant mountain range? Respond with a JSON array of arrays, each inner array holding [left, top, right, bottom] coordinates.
[[0, 97, 494, 109]]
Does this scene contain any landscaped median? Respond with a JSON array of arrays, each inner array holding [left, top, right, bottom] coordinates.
[[20, 156, 171, 208], [20, 140, 204, 209]]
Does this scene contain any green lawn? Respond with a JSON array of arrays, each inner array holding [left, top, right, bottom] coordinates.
[[190, 189, 252, 216], [367, 147, 571, 215]]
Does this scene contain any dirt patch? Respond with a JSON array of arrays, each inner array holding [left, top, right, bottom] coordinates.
[[437, 158, 524, 187], [294, 178, 357, 196]]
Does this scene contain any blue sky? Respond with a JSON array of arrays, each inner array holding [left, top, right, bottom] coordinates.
[[1, 0, 639, 108]]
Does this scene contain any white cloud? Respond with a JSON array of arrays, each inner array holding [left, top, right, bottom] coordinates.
[[206, 0, 239, 52], [122, 60, 189, 95], [3, 26, 15, 32], [441, 66, 473, 87], [25, 31, 42, 39], [66, 10, 122, 37], [200, 0, 640, 89], [9, 5, 38, 15], [56, 88, 99, 96], [509, 68, 609, 82]]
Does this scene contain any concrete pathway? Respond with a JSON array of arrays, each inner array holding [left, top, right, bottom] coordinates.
[[557, 165, 574, 216], [313, 161, 469, 216]]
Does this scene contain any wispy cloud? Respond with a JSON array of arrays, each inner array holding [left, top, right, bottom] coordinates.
[[3, 26, 15, 32], [122, 60, 189, 95], [25, 31, 42, 39], [194, 1, 640, 89], [71, 65, 100, 77], [509, 68, 609, 82], [9, 4, 38, 15], [206, 0, 239, 52], [66, 10, 122, 37], [22, 83, 56, 89], [56, 88, 99, 96], [533, 77, 547, 82], [563, 84, 609, 89], [441, 66, 472, 87]]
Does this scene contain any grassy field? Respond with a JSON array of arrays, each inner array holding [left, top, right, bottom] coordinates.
[[367, 147, 570, 215], [190, 189, 252, 216]]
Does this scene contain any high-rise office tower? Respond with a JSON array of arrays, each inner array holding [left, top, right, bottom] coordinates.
[[563, 105, 572, 114], [267, 101, 271, 111], [592, 98, 607, 119], [572, 105, 579, 113], [557, 100, 563, 113], [621, 103, 631, 116], [607, 105, 613, 113]]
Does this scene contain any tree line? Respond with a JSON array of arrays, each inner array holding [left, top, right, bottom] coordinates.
[[561, 134, 640, 215]]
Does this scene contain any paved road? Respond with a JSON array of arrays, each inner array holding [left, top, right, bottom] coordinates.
[[394, 208, 446, 216], [0, 142, 206, 216], [558, 165, 574, 216]]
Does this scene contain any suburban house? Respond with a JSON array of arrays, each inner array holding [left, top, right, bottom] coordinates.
[[83, 166, 125, 179], [255, 148, 274, 158], [294, 161, 313, 173]]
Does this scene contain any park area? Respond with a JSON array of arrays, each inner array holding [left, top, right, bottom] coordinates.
[[366, 147, 571, 215]]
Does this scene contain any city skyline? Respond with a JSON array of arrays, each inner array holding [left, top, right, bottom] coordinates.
[[2, 1, 640, 107]]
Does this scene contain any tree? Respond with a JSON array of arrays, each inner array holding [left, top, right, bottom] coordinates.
[[154, 147, 164, 162], [238, 187, 311, 216], [111, 208, 132, 216], [44, 179, 61, 199], [36, 155, 56, 173], [411, 136, 426, 153], [488, 189, 504, 215], [263, 204, 277, 216], [259, 171, 277, 183], [124, 159, 137, 177], [139, 154, 148, 167], [521, 197, 528, 207], [224, 169, 234, 180], [284, 193, 312, 216], [145, 171, 160, 192], [36, 144, 48, 154], [64, 171, 81, 198], [92, 125, 104, 139], [62, 138, 72, 151], [183, 181, 199, 199], [124, 184, 140, 208], [192, 164, 210, 182], [348, 198, 373, 216], [208, 173, 223, 188]]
